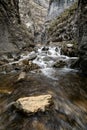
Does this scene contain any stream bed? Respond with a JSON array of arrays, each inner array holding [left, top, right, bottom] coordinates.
[[0, 45, 87, 130]]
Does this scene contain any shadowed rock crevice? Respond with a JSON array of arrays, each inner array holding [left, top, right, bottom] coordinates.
[[78, 0, 87, 75], [0, 0, 34, 54]]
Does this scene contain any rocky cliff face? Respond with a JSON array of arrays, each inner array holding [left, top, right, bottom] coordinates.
[[0, 0, 34, 54], [0, 0, 87, 75], [46, 1, 78, 57], [0, 0, 19, 52], [47, 0, 76, 21], [78, 0, 87, 75], [19, 0, 49, 43], [47, 2, 78, 42]]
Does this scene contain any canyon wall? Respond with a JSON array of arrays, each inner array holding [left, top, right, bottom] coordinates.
[[46, 1, 78, 47], [47, 0, 75, 21], [19, 0, 49, 43], [78, 0, 87, 75], [0, 0, 33, 53], [0, 0, 87, 75]]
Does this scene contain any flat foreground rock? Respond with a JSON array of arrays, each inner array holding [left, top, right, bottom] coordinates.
[[14, 94, 53, 114]]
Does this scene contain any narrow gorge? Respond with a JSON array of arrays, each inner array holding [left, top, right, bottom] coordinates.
[[0, 0, 87, 130]]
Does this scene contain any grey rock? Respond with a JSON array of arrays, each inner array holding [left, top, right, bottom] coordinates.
[[43, 56, 52, 61], [28, 52, 37, 60]]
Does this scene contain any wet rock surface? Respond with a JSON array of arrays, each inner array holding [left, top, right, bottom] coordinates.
[[61, 42, 78, 57], [0, 70, 87, 130], [14, 94, 53, 114], [17, 72, 26, 82], [53, 60, 67, 68], [0, 45, 86, 130]]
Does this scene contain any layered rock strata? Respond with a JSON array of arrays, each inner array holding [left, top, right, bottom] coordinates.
[[0, 0, 34, 53]]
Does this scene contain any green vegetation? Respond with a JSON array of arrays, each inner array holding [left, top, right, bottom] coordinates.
[[48, 2, 78, 34]]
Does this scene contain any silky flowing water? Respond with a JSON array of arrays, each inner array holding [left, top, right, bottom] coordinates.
[[0, 46, 87, 130]]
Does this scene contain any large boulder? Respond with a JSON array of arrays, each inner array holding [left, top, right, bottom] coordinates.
[[14, 94, 53, 115]]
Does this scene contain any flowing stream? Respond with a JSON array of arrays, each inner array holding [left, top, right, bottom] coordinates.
[[0, 45, 87, 130]]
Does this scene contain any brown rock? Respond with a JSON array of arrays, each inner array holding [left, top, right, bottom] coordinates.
[[53, 60, 67, 68], [23, 62, 40, 72], [14, 94, 53, 114], [0, 61, 6, 66], [22, 59, 29, 65], [17, 72, 26, 81]]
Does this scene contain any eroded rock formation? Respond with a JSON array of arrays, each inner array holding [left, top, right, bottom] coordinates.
[[19, 0, 50, 43], [0, 0, 34, 53]]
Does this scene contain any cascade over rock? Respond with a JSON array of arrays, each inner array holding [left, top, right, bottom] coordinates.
[[0, 0, 87, 75], [46, 1, 78, 58]]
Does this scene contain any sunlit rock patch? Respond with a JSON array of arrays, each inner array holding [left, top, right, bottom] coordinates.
[[14, 94, 53, 114]]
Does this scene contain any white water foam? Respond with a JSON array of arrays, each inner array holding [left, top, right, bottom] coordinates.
[[7, 46, 77, 80]]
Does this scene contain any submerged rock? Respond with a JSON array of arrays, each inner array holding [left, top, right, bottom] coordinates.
[[53, 60, 67, 68], [14, 94, 53, 114], [43, 56, 52, 62], [17, 72, 26, 82]]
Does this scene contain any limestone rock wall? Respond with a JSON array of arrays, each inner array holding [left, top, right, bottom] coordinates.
[[19, 0, 50, 43], [0, 0, 34, 53], [47, 2, 78, 44]]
